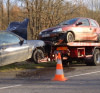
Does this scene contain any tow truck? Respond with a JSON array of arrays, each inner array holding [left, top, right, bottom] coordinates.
[[43, 41, 100, 66], [38, 17, 100, 66]]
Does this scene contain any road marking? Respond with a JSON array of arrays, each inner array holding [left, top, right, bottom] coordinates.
[[0, 85, 22, 90], [68, 71, 100, 78]]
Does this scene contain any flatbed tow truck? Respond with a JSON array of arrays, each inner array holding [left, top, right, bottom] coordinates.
[[44, 41, 100, 66]]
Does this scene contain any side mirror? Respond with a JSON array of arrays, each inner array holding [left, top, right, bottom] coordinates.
[[76, 22, 82, 26], [19, 39, 24, 45]]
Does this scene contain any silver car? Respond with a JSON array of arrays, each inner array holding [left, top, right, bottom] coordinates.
[[0, 19, 45, 66]]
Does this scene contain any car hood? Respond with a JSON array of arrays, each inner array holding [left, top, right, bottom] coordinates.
[[41, 25, 71, 33], [27, 40, 45, 48], [42, 26, 61, 32], [6, 18, 29, 40]]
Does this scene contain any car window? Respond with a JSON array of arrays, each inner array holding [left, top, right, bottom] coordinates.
[[0, 32, 20, 45], [77, 19, 90, 26], [58, 18, 78, 25], [90, 20, 98, 27]]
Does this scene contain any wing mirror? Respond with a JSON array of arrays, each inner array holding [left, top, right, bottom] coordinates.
[[76, 22, 82, 26], [19, 38, 24, 45]]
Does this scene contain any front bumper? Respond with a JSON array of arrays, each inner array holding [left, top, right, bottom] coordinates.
[[39, 32, 65, 44]]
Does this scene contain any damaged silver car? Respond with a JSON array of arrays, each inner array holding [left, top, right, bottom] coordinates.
[[0, 19, 45, 66]]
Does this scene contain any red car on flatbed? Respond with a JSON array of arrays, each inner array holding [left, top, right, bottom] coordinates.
[[39, 17, 100, 44]]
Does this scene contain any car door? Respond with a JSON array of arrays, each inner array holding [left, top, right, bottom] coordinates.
[[89, 19, 100, 41], [0, 32, 29, 66], [75, 18, 91, 41]]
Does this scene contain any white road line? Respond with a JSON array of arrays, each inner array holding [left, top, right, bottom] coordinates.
[[0, 85, 22, 90], [67, 71, 100, 78]]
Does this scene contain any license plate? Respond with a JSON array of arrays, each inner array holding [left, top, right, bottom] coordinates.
[[42, 34, 50, 37]]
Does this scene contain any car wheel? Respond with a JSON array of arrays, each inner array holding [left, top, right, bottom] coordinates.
[[32, 48, 44, 64], [66, 32, 75, 43]]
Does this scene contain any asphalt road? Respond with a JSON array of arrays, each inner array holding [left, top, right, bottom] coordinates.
[[0, 64, 100, 93]]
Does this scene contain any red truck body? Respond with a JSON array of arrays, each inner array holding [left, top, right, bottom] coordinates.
[[42, 41, 100, 66]]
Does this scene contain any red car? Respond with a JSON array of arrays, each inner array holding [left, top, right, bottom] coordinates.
[[39, 17, 100, 44]]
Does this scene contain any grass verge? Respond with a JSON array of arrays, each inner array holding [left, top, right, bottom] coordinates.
[[0, 61, 56, 72]]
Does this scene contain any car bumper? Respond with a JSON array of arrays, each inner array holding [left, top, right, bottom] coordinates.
[[39, 32, 65, 44]]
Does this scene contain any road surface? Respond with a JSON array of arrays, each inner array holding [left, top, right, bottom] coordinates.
[[0, 64, 100, 93]]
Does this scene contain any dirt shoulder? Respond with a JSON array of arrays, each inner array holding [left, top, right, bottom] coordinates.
[[0, 61, 75, 79]]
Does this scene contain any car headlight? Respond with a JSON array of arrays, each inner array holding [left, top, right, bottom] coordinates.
[[52, 28, 62, 33]]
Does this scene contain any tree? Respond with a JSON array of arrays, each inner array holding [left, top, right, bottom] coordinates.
[[0, 0, 4, 29], [0, 0, 100, 39], [7, 0, 10, 24]]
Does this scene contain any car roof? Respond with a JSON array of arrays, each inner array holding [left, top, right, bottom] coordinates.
[[75, 17, 94, 20]]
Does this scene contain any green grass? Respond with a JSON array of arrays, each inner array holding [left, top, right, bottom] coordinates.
[[0, 61, 56, 72]]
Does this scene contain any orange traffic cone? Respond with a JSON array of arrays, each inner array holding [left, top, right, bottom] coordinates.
[[52, 53, 68, 81]]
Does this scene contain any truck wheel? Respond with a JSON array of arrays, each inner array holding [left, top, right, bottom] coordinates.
[[85, 49, 100, 66], [97, 34, 100, 42], [93, 49, 100, 66], [32, 49, 44, 64], [66, 32, 75, 43]]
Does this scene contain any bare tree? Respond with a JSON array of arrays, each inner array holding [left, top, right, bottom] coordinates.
[[7, 0, 10, 24], [0, 0, 4, 29], [1, 0, 100, 39]]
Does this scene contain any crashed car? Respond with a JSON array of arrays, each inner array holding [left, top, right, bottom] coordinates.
[[0, 19, 45, 66], [39, 17, 100, 44]]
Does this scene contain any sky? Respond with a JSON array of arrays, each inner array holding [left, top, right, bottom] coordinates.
[[3, 0, 100, 10]]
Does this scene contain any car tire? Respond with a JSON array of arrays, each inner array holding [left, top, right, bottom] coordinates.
[[66, 32, 75, 43], [32, 48, 44, 64]]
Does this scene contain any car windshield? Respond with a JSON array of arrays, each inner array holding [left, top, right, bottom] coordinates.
[[58, 18, 78, 26]]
